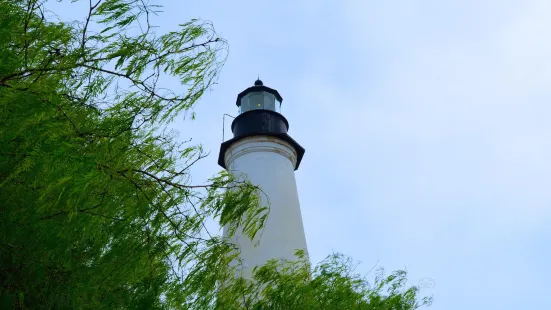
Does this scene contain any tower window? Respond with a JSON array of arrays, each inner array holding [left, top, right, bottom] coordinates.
[[239, 92, 280, 114]]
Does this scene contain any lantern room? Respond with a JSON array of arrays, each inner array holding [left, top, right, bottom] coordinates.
[[236, 79, 283, 114], [219, 79, 305, 170]]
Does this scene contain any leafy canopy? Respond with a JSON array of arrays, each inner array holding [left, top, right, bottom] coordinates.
[[0, 1, 432, 309]]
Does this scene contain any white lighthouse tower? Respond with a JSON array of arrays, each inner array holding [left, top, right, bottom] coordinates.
[[218, 79, 308, 279]]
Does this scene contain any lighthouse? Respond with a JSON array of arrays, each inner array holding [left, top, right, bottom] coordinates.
[[218, 79, 308, 278]]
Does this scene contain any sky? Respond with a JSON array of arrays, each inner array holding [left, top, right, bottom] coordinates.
[[48, 1, 551, 309]]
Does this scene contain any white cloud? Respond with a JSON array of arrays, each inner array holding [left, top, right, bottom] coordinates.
[[295, 0, 551, 237]]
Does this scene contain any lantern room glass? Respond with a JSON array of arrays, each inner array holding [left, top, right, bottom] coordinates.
[[238, 91, 281, 114]]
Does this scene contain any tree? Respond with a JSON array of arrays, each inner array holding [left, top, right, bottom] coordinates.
[[217, 251, 432, 309], [0, 1, 432, 309]]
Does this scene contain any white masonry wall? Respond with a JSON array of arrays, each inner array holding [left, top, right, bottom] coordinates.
[[223, 135, 308, 279]]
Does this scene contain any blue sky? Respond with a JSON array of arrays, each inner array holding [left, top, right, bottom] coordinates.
[[49, 1, 551, 308]]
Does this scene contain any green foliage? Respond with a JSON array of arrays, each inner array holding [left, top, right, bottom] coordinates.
[[0, 0, 257, 308], [218, 252, 432, 309], [0, 0, 432, 309]]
